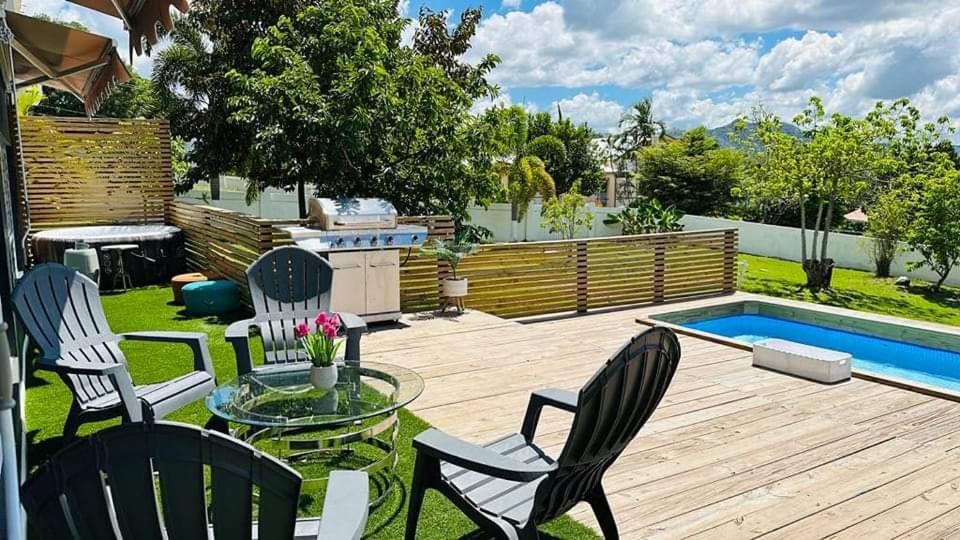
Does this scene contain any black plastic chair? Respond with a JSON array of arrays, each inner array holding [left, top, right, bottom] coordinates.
[[226, 246, 366, 375], [21, 421, 370, 540], [405, 326, 682, 539]]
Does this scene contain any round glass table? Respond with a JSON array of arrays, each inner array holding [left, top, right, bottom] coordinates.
[[206, 361, 424, 505]]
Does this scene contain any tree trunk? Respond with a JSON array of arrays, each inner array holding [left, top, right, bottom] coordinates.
[[799, 194, 808, 267], [820, 198, 834, 262], [803, 258, 834, 292], [935, 273, 948, 292], [297, 178, 307, 219], [810, 200, 824, 262]]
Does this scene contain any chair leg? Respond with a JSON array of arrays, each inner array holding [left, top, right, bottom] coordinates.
[[62, 403, 83, 443], [405, 454, 432, 540], [587, 487, 619, 539]]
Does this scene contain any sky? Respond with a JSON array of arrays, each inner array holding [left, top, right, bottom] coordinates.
[[20, 0, 960, 136]]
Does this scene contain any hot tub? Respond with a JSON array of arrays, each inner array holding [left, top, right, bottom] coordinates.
[[32, 225, 185, 287]]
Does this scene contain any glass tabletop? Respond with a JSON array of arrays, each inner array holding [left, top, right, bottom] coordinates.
[[205, 361, 424, 428]]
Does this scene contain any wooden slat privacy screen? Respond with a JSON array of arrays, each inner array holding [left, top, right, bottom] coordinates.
[[459, 229, 738, 318], [170, 202, 453, 310], [170, 201, 735, 318], [18, 116, 173, 229]]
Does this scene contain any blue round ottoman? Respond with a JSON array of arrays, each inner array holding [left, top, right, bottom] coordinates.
[[181, 280, 241, 315]]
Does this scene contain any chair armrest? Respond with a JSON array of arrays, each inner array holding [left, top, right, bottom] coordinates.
[[120, 331, 215, 378], [225, 319, 256, 375], [47, 359, 128, 377], [413, 429, 556, 483], [521, 388, 578, 441], [47, 360, 144, 422], [337, 313, 366, 364], [317, 471, 368, 540]]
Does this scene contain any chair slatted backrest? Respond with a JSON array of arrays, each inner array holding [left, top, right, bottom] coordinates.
[[247, 247, 336, 365], [21, 421, 303, 540], [12, 263, 124, 408], [536, 327, 681, 522]]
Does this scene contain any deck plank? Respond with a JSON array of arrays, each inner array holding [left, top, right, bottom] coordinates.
[[365, 293, 960, 538]]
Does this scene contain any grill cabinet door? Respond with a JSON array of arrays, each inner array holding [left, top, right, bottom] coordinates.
[[329, 251, 366, 316], [364, 250, 400, 315]]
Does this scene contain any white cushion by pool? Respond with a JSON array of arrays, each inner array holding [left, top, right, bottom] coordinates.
[[753, 339, 851, 384]]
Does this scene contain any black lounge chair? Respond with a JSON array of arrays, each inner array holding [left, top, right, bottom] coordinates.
[[12, 263, 216, 441], [21, 421, 369, 540], [405, 326, 681, 539], [226, 246, 366, 375]]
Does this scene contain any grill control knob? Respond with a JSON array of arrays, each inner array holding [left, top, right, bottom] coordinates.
[[369, 236, 378, 247], [385, 235, 394, 246], [335, 238, 345, 248], [353, 237, 362, 247], [411, 235, 420, 243]]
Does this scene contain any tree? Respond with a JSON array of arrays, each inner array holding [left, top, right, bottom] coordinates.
[[483, 105, 561, 238], [33, 72, 157, 118], [154, 0, 317, 195], [226, 3, 502, 218], [739, 98, 889, 291], [634, 127, 743, 215], [527, 111, 605, 195], [865, 189, 909, 277], [907, 169, 960, 291], [609, 98, 665, 172], [541, 181, 593, 239]]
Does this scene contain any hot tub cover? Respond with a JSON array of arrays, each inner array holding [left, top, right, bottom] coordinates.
[[33, 225, 181, 243]]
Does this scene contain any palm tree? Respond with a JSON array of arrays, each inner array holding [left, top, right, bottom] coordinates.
[[609, 98, 666, 172]]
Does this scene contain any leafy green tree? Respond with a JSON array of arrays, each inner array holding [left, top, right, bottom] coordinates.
[[226, 3, 502, 218], [739, 97, 890, 291], [527, 111, 605, 195], [907, 169, 960, 291], [865, 188, 909, 277], [541, 180, 594, 239], [33, 72, 157, 118], [483, 105, 562, 237], [634, 127, 743, 215], [153, 0, 318, 194], [609, 98, 665, 171]]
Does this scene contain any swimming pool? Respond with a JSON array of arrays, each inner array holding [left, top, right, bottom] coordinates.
[[646, 300, 960, 396]]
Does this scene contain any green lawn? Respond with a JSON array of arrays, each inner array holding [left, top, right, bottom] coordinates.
[[24, 286, 597, 539], [740, 254, 960, 326]]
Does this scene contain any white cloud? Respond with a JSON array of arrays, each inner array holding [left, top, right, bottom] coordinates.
[[465, 1, 960, 134], [552, 93, 624, 132], [502, 0, 522, 9]]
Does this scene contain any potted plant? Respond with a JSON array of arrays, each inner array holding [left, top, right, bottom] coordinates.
[[422, 239, 477, 311], [294, 311, 343, 389]]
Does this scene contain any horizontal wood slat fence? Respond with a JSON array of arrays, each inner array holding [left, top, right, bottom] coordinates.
[[169, 202, 454, 310], [459, 229, 738, 318], [170, 201, 734, 317], [168, 202, 300, 305], [18, 116, 173, 229]]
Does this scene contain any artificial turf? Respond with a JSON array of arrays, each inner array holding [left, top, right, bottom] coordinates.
[[23, 285, 599, 539]]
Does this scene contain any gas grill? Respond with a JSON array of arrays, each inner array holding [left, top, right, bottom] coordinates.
[[280, 198, 429, 323]]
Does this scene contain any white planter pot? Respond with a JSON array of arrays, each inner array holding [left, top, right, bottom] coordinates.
[[443, 277, 469, 298], [309, 364, 338, 390]]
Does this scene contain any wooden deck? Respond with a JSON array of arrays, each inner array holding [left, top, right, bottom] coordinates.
[[364, 293, 960, 539]]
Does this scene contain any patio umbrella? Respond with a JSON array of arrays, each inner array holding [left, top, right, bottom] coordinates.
[[4, 10, 130, 115], [65, 0, 189, 55]]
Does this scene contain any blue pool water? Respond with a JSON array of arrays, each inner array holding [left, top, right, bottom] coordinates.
[[686, 314, 960, 392]]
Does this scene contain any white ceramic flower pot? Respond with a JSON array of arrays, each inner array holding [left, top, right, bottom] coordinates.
[[309, 364, 338, 390], [443, 277, 468, 298]]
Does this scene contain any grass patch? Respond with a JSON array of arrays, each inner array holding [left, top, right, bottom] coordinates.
[[740, 254, 960, 326], [24, 285, 597, 539]]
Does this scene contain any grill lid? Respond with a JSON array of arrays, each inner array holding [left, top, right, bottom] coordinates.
[[308, 198, 398, 230]]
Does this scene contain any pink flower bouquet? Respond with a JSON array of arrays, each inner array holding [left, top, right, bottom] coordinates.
[[294, 312, 343, 367]]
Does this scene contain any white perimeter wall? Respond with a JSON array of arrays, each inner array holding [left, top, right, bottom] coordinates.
[[681, 215, 960, 287], [466, 203, 622, 241]]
